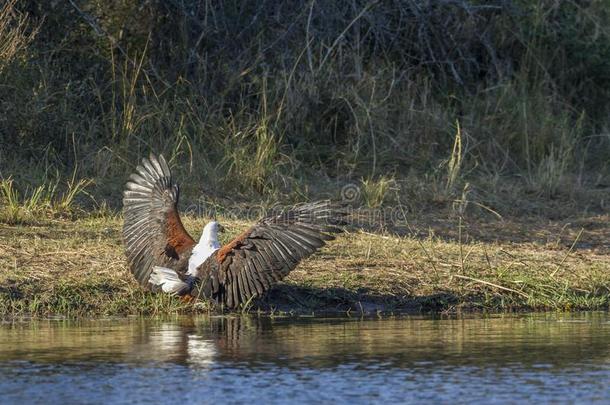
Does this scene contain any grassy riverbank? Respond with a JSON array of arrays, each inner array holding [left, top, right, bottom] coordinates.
[[1, 210, 608, 317], [1, 2, 610, 317]]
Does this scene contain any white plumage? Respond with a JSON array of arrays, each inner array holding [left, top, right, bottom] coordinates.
[[187, 221, 221, 276], [150, 266, 189, 294]]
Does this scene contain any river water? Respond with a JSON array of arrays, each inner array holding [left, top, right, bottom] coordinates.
[[0, 312, 609, 404]]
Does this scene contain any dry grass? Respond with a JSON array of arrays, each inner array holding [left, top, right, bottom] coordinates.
[[1, 211, 608, 318], [0, 0, 36, 71], [1, 1, 610, 318]]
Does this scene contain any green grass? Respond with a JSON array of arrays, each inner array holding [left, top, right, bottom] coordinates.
[[0, 176, 92, 224]]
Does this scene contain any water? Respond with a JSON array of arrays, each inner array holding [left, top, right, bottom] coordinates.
[[1, 313, 609, 404]]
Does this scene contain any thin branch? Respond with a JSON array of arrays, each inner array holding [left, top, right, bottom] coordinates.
[[551, 228, 584, 277], [452, 274, 530, 298]]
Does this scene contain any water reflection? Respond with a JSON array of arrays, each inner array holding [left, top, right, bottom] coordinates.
[[1, 312, 609, 370], [1, 313, 609, 403]]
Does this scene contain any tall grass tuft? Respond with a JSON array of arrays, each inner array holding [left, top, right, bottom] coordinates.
[[445, 121, 464, 196], [361, 175, 396, 208], [0, 176, 92, 224], [0, 178, 20, 223], [0, 0, 36, 71], [222, 117, 282, 195]]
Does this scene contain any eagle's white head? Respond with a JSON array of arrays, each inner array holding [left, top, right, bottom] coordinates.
[[200, 221, 221, 246]]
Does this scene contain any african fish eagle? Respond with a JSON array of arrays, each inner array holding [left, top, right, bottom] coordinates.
[[122, 154, 344, 309]]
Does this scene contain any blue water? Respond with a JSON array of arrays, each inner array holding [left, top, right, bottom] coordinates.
[[1, 313, 609, 404]]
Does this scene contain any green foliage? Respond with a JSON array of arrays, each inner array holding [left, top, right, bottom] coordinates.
[[222, 117, 283, 194]]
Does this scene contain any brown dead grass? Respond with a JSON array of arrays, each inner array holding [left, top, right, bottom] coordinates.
[[1, 211, 608, 318]]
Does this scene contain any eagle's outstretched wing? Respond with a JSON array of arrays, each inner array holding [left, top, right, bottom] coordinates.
[[122, 154, 195, 288], [194, 200, 344, 308]]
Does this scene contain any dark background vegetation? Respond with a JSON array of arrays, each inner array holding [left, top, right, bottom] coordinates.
[[1, 0, 609, 220]]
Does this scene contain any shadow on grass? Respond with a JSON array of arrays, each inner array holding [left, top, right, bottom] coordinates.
[[257, 284, 480, 315], [258, 282, 610, 315], [0, 278, 462, 316], [354, 212, 610, 255]]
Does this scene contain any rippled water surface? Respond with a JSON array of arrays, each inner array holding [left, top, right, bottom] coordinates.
[[1, 312, 609, 404]]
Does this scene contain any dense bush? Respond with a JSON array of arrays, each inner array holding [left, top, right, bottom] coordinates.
[[1, 0, 609, 208]]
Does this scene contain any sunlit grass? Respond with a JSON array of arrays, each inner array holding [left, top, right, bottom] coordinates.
[[1, 214, 607, 318], [0, 176, 92, 224], [360, 175, 396, 208]]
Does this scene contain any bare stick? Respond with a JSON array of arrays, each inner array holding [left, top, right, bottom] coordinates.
[[452, 274, 529, 298], [551, 228, 584, 277]]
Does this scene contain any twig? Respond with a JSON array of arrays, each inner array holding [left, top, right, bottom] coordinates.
[[452, 199, 503, 220], [393, 197, 440, 277], [360, 230, 395, 240], [452, 274, 529, 298], [551, 228, 584, 277], [305, 0, 315, 75], [34, 250, 91, 257], [0, 243, 19, 252], [241, 294, 256, 314], [458, 215, 464, 273]]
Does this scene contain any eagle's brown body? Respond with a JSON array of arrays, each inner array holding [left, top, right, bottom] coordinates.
[[123, 154, 343, 309]]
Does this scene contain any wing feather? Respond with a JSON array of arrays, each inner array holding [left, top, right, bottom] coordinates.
[[122, 153, 195, 288], [205, 200, 344, 308]]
